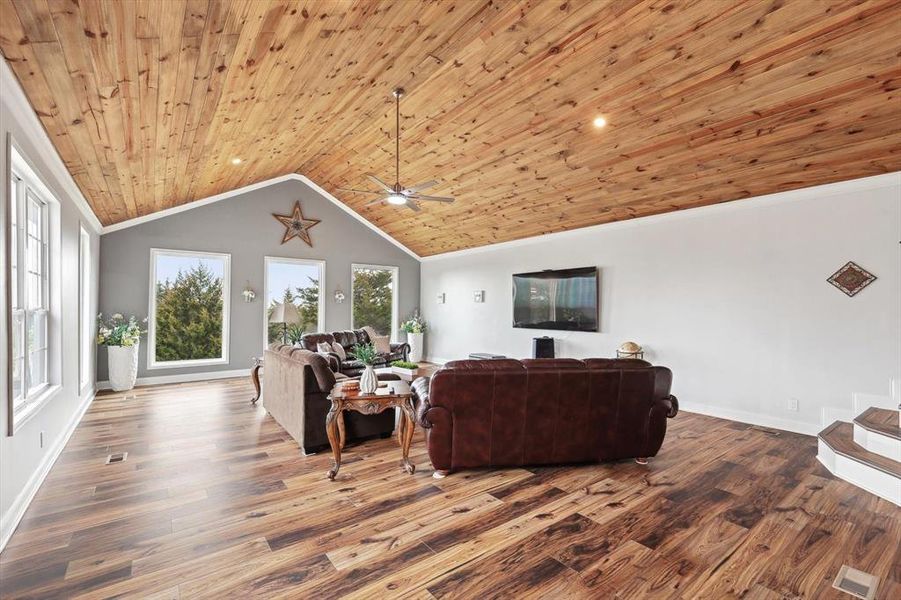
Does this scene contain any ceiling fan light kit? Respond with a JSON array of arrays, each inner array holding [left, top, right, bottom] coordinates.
[[338, 87, 455, 212]]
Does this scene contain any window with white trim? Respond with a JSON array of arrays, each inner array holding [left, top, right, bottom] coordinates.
[[351, 264, 399, 340], [9, 160, 53, 424], [148, 249, 231, 369], [79, 225, 92, 391]]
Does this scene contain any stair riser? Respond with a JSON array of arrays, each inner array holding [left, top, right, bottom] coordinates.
[[853, 424, 901, 462], [817, 441, 901, 506]]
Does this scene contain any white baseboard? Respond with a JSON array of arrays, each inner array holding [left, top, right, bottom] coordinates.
[[822, 407, 855, 428], [679, 401, 820, 436], [424, 356, 450, 365], [0, 388, 96, 552], [97, 368, 250, 390]]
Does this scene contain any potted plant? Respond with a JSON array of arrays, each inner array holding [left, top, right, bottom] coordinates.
[[97, 313, 146, 392], [400, 312, 427, 363], [390, 360, 420, 380], [352, 342, 380, 393]]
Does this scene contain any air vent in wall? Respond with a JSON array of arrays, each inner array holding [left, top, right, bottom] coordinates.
[[105, 452, 128, 464], [833, 565, 879, 599]]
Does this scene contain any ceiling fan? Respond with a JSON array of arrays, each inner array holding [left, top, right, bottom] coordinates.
[[338, 88, 454, 212]]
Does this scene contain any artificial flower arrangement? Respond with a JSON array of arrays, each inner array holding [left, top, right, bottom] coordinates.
[[96, 313, 147, 347], [400, 312, 428, 334]]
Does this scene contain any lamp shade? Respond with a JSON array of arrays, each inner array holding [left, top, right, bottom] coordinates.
[[269, 301, 300, 325]]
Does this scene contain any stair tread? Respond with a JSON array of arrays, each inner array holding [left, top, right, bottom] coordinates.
[[853, 407, 901, 441], [819, 421, 901, 478]]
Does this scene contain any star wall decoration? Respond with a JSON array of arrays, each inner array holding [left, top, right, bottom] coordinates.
[[273, 201, 321, 246]]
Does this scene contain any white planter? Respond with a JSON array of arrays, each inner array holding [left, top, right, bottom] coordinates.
[[359, 365, 378, 394], [407, 332, 424, 363], [108, 343, 139, 392]]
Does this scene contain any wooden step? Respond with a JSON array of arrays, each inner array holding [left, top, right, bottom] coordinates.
[[853, 407, 901, 441], [818, 421, 901, 479]]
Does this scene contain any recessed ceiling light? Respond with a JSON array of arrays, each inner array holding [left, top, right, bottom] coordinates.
[[593, 116, 607, 128], [231, 158, 242, 165]]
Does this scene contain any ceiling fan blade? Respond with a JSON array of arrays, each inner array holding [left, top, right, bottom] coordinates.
[[366, 174, 395, 193], [364, 197, 387, 207], [338, 187, 383, 195], [402, 180, 438, 194], [405, 200, 421, 212], [410, 193, 455, 203]]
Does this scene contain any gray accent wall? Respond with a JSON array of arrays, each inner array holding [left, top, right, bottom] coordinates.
[[98, 178, 420, 381]]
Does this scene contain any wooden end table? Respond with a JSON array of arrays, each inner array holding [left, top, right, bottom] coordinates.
[[325, 381, 416, 480]]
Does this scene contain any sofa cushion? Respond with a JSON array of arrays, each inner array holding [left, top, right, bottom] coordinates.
[[301, 332, 335, 352], [316, 342, 332, 353], [371, 334, 391, 354], [331, 342, 347, 361]]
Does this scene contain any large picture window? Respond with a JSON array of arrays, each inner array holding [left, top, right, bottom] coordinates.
[[8, 145, 58, 432], [263, 257, 325, 348], [149, 249, 230, 369], [351, 264, 398, 339]]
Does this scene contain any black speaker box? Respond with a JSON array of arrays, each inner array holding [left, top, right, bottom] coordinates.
[[532, 337, 554, 359]]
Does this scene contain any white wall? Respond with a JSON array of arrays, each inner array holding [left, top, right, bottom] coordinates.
[[0, 58, 102, 549], [421, 173, 901, 435]]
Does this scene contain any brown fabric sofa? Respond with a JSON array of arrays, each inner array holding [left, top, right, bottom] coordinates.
[[411, 358, 678, 475], [263, 344, 396, 453], [300, 329, 410, 377]]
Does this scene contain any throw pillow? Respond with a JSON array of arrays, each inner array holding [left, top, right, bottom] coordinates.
[[371, 334, 391, 355], [316, 342, 332, 354], [331, 342, 347, 361], [361, 325, 379, 341]]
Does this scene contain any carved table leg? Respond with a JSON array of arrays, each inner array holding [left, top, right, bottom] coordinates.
[[400, 402, 416, 475], [326, 405, 342, 480], [250, 363, 262, 404], [338, 412, 346, 450], [396, 409, 407, 447]]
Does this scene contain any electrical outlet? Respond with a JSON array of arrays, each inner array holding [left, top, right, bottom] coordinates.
[[787, 398, 799, 412]]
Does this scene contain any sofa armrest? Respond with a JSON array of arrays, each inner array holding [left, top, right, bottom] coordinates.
[[411, 376, 432, 428], [390, 342, 410, 361], [662, 394, 679, 418]]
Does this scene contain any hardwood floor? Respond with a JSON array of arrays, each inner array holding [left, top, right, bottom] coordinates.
[[1, 378, 898, 599]]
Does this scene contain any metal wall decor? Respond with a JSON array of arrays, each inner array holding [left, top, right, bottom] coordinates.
[[827, 261, 877, 297], [273, 200, 321, 246]]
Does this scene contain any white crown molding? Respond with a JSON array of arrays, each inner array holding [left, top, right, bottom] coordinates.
[[100, 172, 422, 261], [1, 59, 103, 233], [421, 171, 901, 262]]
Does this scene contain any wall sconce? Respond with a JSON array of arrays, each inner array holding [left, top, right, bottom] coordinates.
[[334, 287, 346, 303], [473, 290, 484, 303], [242, 282, 256, 303]]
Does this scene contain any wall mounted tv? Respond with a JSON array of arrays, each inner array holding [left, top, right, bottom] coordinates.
[[512, 267, 598, 332]]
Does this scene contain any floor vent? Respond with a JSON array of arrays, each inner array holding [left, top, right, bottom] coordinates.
[[833, 565, 879, 599], [105, 452, 128, 464], [749, 425, 781, 436]]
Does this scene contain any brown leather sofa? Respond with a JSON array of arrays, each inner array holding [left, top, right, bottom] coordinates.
[[411, 358, 678, 476], [300, 329, 410, 377], [264, 344, 396, 454]]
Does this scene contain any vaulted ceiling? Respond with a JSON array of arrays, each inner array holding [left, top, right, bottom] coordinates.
[[2, 0, 900, 256]]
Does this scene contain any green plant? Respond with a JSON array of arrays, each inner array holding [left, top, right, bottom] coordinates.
[[286, 323, 305, 345], [352, 268, 393, 335], [97, 313, 146, 347], [390, 360, 419, 369], [351, 342, 379, 366], [400, 311, 427, 334]]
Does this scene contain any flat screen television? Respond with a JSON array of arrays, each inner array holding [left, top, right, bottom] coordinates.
[[512, 266, 598, 332]]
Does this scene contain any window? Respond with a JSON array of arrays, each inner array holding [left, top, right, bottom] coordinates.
[[79, 225, 92, 391], [148, 249, 230, 369], [351, 264, 398, 340], [8, 145, 58, 431], [263, 257, 325, 348]]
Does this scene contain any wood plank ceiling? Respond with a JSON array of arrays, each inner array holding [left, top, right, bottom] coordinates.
[[1, 0, 900, 256]]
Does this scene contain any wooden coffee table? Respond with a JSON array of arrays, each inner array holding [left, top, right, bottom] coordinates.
[[325, 381, 416, 480]]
